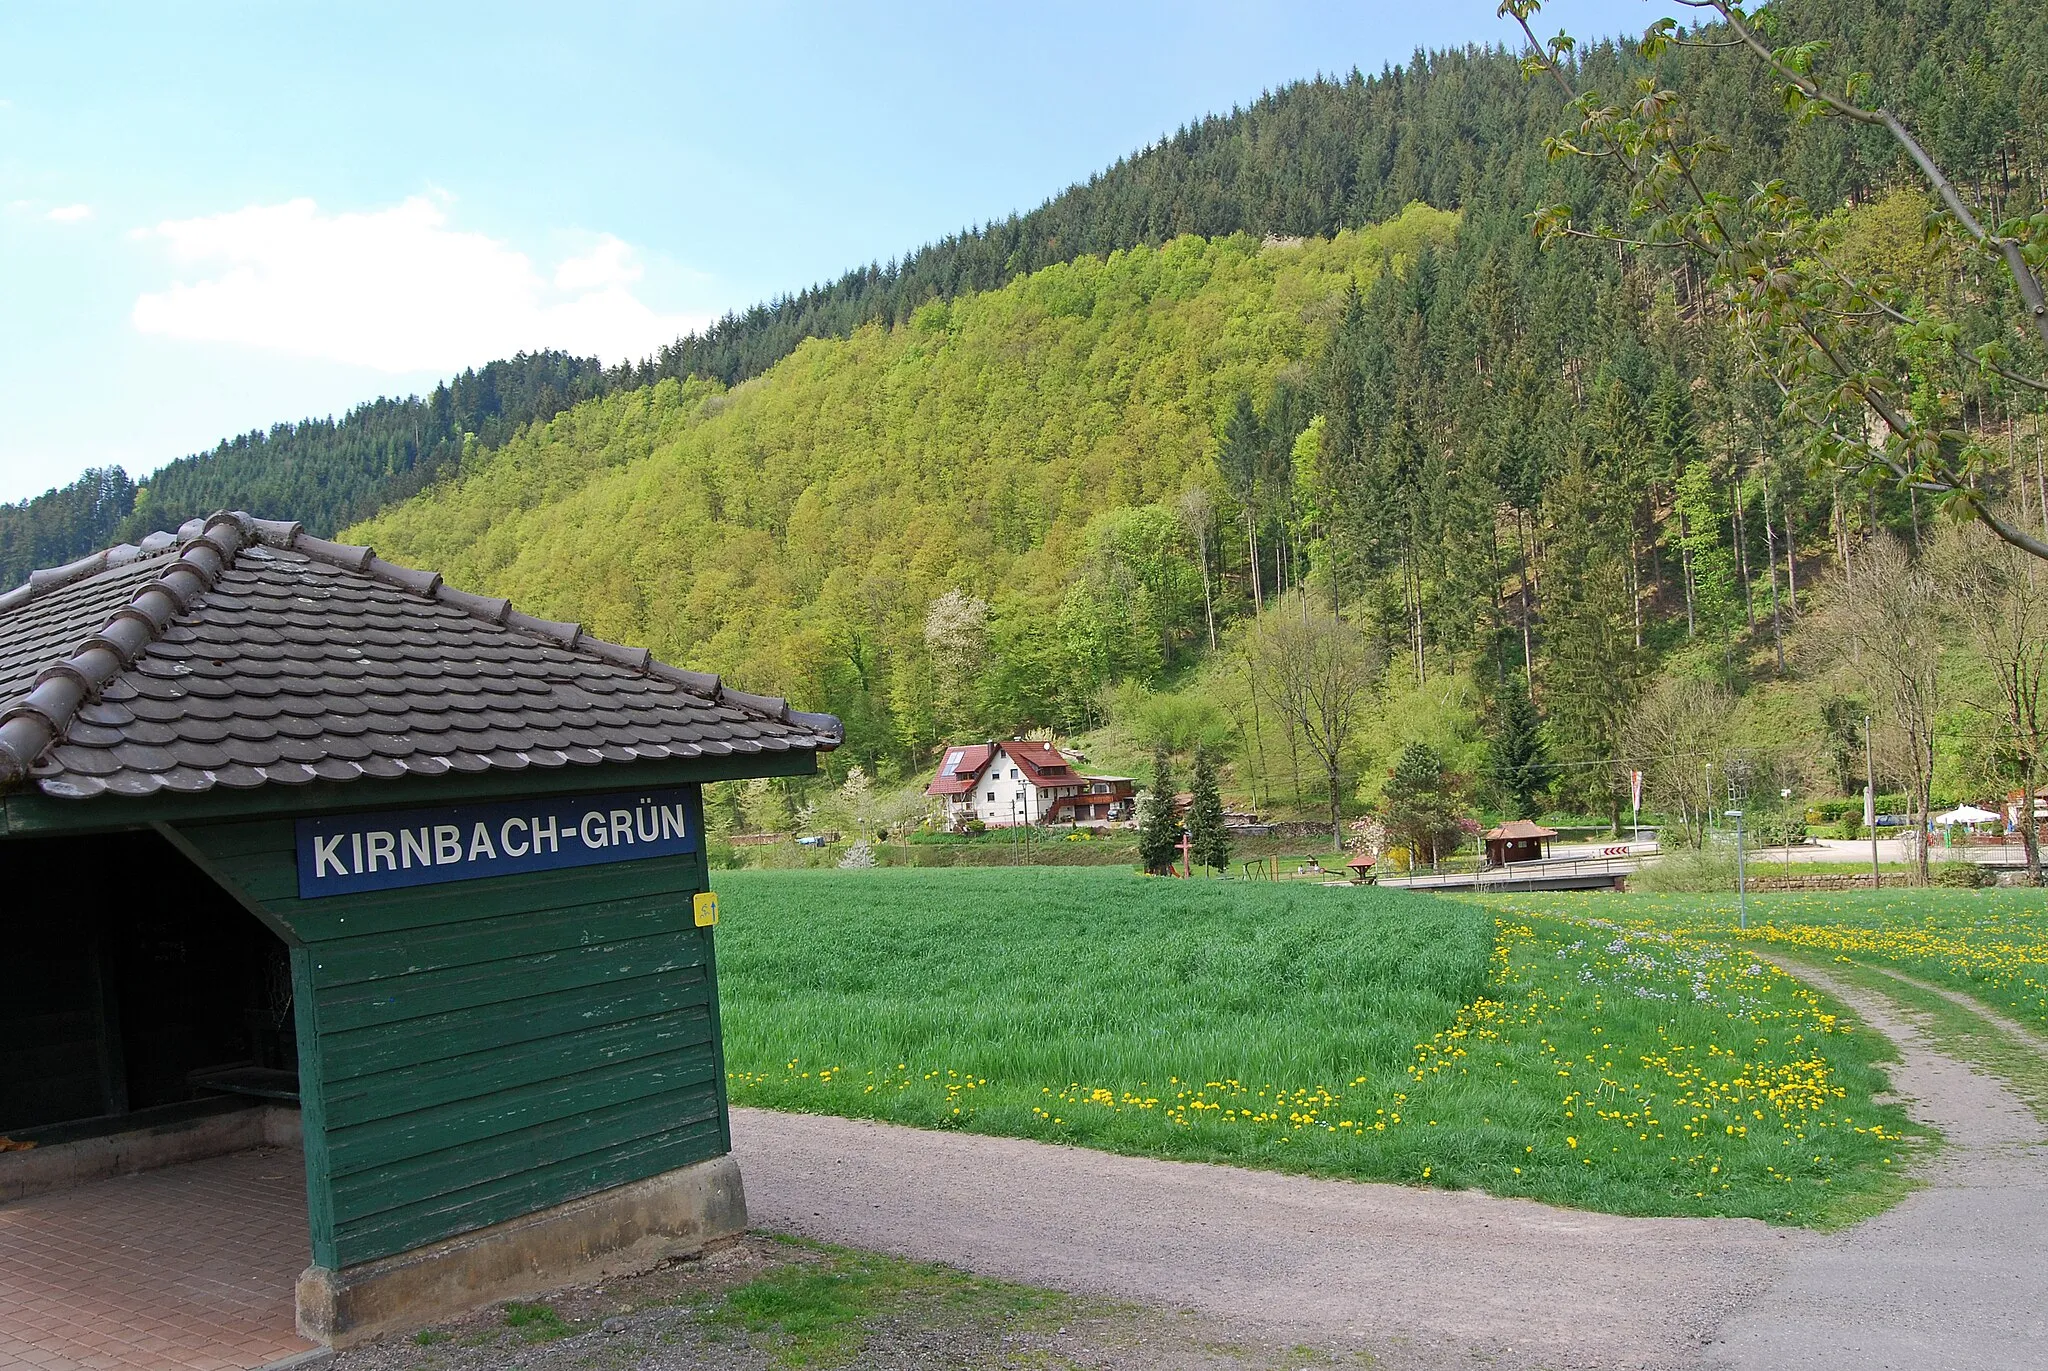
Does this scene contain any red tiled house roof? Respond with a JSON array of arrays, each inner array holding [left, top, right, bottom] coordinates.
[[925, 744, 994, 796]]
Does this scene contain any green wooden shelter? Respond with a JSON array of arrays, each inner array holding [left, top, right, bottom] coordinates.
[[0, 512, 840, 1343]]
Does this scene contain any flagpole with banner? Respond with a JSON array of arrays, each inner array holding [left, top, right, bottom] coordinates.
[[1630, 769, 1643, 845]]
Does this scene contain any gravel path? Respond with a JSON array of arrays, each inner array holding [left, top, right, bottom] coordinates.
[[733, 964, 2048, 1371], [732, 1109, 1793, 1370], [1708, 959, 2048, 1371]]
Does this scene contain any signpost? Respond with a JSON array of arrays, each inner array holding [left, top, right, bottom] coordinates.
[[1725, 759, 1752, 932], [1725, 807, 1748, 930]]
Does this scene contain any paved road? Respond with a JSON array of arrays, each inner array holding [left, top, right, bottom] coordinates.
[[731, 968, 2048, 1370]]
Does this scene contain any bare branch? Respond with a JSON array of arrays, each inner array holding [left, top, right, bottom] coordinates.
[[1548, 226, 1692, 252], [1822, 266, 2048, 393], [1975, 506, 2048, 561]]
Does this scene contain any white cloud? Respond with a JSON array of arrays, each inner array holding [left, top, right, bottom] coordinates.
[[130, 195, 707, 372], [554, 234, 641, 292], [46, 203, 93, 223]]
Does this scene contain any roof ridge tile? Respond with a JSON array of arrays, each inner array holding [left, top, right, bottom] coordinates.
[[718, 686, 789, 722], [364, 556, 443, 598], [0, 511, 252, 788], [293, 533, 375, 572], [583, 638, 652, 672], [434, 584, 512, 623], [27, 549, 111, 594], [503, 610, 581, 648]]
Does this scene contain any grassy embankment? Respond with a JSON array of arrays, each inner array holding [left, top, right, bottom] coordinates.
[[715, 868, 1918, 1227]]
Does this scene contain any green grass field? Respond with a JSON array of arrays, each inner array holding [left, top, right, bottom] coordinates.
[[714, 868, 1919, 1226], [1484, 888, 2048, 1034]]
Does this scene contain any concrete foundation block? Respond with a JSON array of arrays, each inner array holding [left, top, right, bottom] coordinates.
[[296, 1153, 746, 1348]]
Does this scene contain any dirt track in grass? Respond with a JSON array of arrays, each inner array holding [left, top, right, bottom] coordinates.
[[1704, 958, 2048, 1370], [732, 961, 2048, 1370]]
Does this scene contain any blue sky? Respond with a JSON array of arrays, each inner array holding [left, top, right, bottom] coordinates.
[[0, 0, 1670, 503]]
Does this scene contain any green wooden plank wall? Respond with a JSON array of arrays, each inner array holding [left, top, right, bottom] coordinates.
[[175, 787, 728, 1271]]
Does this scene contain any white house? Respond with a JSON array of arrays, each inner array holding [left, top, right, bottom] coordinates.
[[926, 740, 1134, 830]]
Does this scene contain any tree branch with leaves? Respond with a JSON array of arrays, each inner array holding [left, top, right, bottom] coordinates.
[[1500, 0, 2048, 560]]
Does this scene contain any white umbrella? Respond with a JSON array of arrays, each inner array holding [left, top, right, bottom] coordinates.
[[1933, 804, 2000, 825]]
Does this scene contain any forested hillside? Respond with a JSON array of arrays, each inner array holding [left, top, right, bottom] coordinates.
[[12, 0, 2048, 837], [348, 0, 2048, 837], [20, 0, 2039, 589], [353, 211, 1459, 761], [0, 351, 606, 584]]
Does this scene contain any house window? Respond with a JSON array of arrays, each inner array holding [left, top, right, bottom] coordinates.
[[987, 791, 996, 801]]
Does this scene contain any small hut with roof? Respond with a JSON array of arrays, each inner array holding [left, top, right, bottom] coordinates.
[[0, 511, 839, 1346], [1482, 819, 1557, 867]]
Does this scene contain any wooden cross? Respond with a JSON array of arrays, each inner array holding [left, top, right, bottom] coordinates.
[[1177, 829, 1193, 878]]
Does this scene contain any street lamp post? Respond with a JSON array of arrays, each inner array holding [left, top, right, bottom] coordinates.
[[1865, 714, 1881, 888]]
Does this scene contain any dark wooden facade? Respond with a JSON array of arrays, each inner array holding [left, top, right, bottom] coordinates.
[[1482, 820, 1557, 868]]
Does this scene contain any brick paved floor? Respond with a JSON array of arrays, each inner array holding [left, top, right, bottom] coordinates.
[[0, 1147, 318, 1371]]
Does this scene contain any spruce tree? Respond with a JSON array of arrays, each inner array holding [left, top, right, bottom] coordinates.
[[1139, 747, 1181, 875], [1487, 674, 1552, 819], [1383, 742, 1467, 869], [1187, 744, 1230, 875]]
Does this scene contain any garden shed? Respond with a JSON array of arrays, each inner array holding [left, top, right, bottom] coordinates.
[[1482, 819, 1557, 867], [0, 512, 839, 1348]]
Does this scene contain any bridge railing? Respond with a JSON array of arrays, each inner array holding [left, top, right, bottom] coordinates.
[[1375, 853, 1641, 890]]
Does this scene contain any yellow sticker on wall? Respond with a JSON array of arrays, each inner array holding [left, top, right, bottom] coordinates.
[[693, 891, 719, 927]]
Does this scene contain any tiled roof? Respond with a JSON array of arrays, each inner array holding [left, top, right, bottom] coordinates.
[[998, 740, 1076, 786], [0, 512, 841, 800], [1484, 819, 1558, 840], [925, 744, 993, 797], [925, 740, 1096, 797]]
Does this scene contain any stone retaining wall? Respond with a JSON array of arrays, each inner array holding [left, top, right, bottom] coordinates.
[[1746, 873, 1912, 892]]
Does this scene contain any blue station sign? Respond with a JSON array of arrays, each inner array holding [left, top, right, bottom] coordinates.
[[295, 787, 698, 899]]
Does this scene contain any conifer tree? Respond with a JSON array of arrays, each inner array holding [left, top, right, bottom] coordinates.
[[1486, 674, 1552, 819], [1186, 744, 1230, 875], [1382, 742, 1468, 870], [1219, 392, 1271, 610], [1139, 747, 1182, 875]]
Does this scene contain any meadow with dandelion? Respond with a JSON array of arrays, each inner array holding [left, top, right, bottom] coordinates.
[[714, 868, 1919, 1226], [1488, 889, 2048, 1034]]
